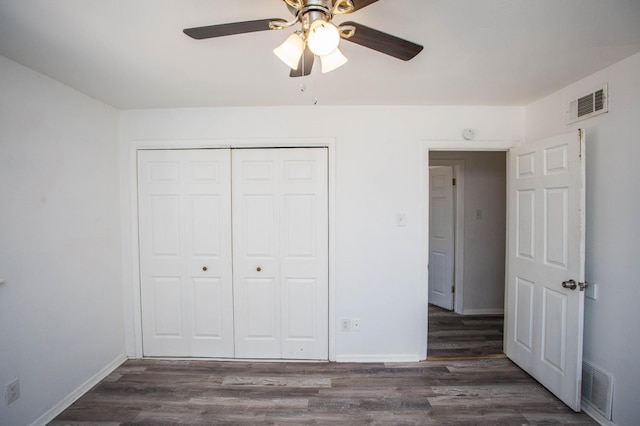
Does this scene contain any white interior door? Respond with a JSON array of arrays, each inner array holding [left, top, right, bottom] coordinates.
[[138, 149, 234, 357], [505, 130, 586, 411], [232, 148, 328, 360], [429, 166, 455, 310]]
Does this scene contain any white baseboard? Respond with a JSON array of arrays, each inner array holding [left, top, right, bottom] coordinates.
[[461, 308, 504, 315], [31, 353, 128, 426], [582, 400, 618, 426], [335, 354, 420, 363]]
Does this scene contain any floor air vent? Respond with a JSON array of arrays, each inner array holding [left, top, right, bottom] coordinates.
[[582, 361, 613, 420], [567, 84, 608, 124]]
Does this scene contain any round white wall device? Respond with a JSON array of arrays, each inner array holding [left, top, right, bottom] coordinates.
[[462, 128, 476, 140]]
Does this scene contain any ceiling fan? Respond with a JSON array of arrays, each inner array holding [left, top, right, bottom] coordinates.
[[183, 0, 423, 76]]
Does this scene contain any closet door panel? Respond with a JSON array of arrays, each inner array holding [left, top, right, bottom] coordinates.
[[280, 149, 328, 360], [232, 148, 328, 360], [138, 149, 234, 357], [232, 150, 281, 358]]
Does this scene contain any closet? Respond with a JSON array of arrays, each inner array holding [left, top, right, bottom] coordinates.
[[137, 148, 328, 359]]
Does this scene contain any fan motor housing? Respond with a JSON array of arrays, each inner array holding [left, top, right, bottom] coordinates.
[[287, 0, 350, 21]]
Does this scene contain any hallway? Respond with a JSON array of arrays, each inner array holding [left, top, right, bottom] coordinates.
[[427, 304, 504, 359]]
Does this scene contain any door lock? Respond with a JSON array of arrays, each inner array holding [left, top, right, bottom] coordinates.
[[562, 279, 589, 291]]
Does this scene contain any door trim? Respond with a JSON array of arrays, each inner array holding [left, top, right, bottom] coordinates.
[[125, 138, 336, 360], [421, 139, 519, 360]]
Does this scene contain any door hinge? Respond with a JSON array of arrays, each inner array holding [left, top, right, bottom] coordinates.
[[452, 178, 456, 186], [451, 285, 455, 293]]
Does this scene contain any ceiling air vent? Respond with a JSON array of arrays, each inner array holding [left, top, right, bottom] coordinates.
[[567, 84, 608, 124]]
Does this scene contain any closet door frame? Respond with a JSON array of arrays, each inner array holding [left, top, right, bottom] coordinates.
[[127, 139, 336, 360]]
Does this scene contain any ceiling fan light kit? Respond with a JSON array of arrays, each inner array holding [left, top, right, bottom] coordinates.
[[183, 0, 424, 77], [273, 33, 306, 70], [320, 47, 348, 73], [307, 19, 341, 56]]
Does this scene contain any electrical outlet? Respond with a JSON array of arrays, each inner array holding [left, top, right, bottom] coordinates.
[[6, 379, 20, 404], [352, 319, 361, 331], [340, 319, 351, 332]]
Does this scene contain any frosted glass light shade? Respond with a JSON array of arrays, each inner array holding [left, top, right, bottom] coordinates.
[[307, 20, 340, 56], [273, 33, 305, 70], [320, 48, 348, 73]]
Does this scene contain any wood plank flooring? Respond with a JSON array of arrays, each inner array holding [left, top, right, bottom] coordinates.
[[428, 304, 504, 359], [49, 357, 596, 425]]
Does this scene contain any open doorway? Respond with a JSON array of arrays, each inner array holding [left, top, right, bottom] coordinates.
[[427, 151, 507, 359]]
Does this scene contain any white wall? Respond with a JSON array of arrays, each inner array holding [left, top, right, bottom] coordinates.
[[0, 56, 124, 425], [525, 52, 640, 426], [120, 106, 523, 361], [430, 151, 506, 314]]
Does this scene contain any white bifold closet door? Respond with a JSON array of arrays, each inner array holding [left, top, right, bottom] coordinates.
[[232, 148, 328, 360], [138, 149, 234, 357], [138, 147, 328, 360]]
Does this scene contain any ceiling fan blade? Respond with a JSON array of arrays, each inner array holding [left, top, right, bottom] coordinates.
[[351, 0, 381, 11], [184, 18, 283, 40], [290, 47, 315, 78], [342, 21, 423, 61]]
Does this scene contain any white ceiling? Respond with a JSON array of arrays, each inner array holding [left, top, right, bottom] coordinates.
[[1, 0, 640, 109]]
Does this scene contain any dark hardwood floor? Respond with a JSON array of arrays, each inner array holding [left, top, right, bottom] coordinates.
[[49, 357, 596, 425], [427, 304, 504, 359]]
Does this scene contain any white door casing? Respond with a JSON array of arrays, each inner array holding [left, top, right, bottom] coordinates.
[[232, 148, 329, 360], [138, 149, 234, 357], [505, 130, 586, 411], [429, 166, 455, 310]]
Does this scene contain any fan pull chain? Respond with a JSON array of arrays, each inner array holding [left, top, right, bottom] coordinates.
[[300, 82, 318, 105], [298, 71, 318, 105], [310, 61, 319, 105]]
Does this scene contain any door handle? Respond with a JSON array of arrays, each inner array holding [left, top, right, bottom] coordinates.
[[562, 279, 589, 291], [256, 267, 262, 272]]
